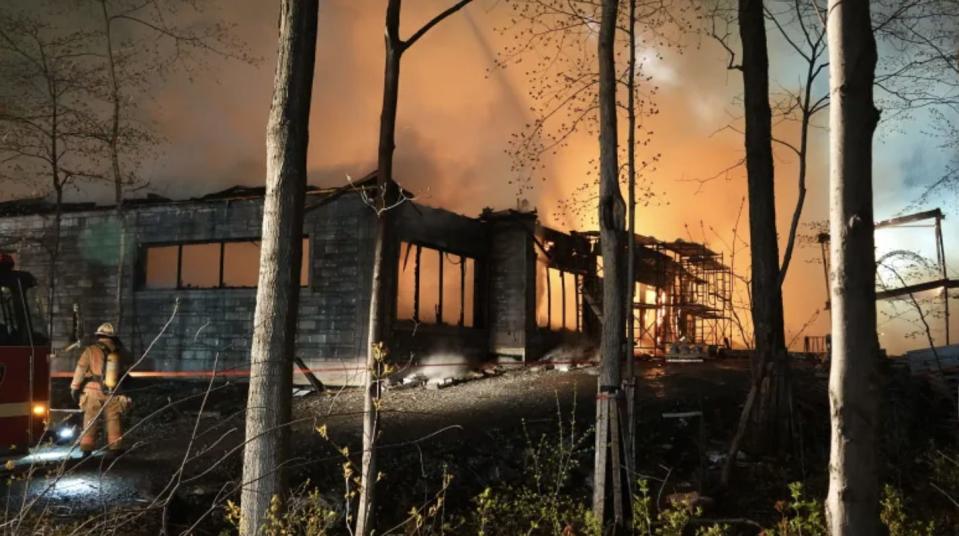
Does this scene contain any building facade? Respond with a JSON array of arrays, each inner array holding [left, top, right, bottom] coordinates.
[[0, 181, 598, 385]]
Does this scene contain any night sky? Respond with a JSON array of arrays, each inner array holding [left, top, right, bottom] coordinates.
[[4, 0, 957, 353]]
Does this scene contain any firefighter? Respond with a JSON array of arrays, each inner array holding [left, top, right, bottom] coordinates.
[[69, 322, 131, 457]]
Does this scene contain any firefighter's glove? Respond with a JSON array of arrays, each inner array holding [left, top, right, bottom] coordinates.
[[116, 395, 133, 414], [71, 389, 80, 404]]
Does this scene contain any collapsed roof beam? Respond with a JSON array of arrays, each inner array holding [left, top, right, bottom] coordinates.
[[818, 208, 945, 242], [875, 208, 943, 229], [875, 278, 959, 301]]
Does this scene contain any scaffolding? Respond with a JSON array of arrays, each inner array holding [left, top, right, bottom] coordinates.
[[580, 232, 734, 354], [628, 236, 733, 354], [818, 207, 956, 346]]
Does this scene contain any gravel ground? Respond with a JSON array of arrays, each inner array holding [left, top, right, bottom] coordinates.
[[7, 358, 762, 534]]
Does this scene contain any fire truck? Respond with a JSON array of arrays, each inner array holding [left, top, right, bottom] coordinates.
[[0, 253, 51, 453]]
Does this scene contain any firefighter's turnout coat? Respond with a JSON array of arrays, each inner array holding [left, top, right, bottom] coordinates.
[[70, 338, 130, 452]]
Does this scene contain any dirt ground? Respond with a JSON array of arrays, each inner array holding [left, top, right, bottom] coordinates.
[[3, 356, 953, 534]]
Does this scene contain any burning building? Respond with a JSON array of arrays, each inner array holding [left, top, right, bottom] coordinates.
[[0, 174, 732, 385]]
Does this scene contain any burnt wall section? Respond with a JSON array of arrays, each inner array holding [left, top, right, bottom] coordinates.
[[0, 193, 376, 386], [390, 202, 491, 370], [485, 211, 537, 361], [0, 192, 614, 383], [528, 224, 596, 361]]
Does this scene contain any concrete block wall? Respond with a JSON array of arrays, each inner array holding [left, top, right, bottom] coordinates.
[[527, 225, 596, 360], [486, 215, 537, 361], [0, 194, 601, 385], [0, 193, 376, 385], [390, 202, 492, 369]]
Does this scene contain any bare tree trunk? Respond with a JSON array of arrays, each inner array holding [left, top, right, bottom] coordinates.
[[48, 76, 62, 341], [50, 186, 62, 339], [239, 1, 318, 533], [47, 69, 61, 341], [721, 0, 790, 486], [778, 101, 810, 286], [593, 0, 627, 527], [97, 0, 127, 329], [773, 2, 827, 288], [739, 0, 788, 445], [825, 0, 880, 532], [355, 3, 473, 533], [623, 0, 638, 503], [355, 4, 401, 533]]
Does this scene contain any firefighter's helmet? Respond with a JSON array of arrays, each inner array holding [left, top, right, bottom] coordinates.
[[95, 322, 116, 338]]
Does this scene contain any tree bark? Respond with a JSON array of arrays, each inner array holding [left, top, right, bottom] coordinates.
[[593, 0, 627, 526], [356, 3, 473, 533], [239, 1, 318, 533], [778, 100, 810, 287], [825, 0, 881, 532], [51, 186, 62, 340], [49, 81, 62, 341], [623, 0, 638, 504], [98, 0, 127, 330], [354, 3, 401, 531], [48, 65, 61, 341], [723, 0, 790, 485]]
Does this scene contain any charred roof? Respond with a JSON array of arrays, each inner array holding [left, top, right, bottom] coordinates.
[[0, 172, 394, 217]]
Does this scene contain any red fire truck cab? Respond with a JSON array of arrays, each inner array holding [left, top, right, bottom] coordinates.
[[0, 253, 51, 453]]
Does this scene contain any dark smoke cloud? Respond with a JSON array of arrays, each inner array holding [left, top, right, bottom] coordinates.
[[5, 0, 956, 353]]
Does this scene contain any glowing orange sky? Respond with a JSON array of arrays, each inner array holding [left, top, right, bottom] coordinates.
[[39, 0, 959, 354]]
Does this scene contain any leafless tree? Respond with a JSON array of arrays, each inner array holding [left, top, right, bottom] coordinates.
[[705, 0, 831, 484], [83, 0, 249, 329], [495, 1, 690, 503], [0, 8, 103, 339], [593, 0, 629, 527], [357, 1, 476, 534], [709, 0, 959, 484], [708, 196, 755, 349], [1, 0, 249, 336], [714, 0, 792, 488], [95, 0, 134, 329], [239, 0, 318, 533], [710, 0, 958, 282], [764, 0, 829, 284], [872, 0, 959, 113], [623, 0, 640, 500], [496, 0, 687, 226], [877, 253, 946, 372], [877, 0, 959, 211], [825, 0, 881, 531]]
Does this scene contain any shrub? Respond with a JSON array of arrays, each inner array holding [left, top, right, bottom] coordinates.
[[631, 479, 726, 536], [880, 485, 936, 536], [223, 481, 337, 536], [466, 397, 599, 536], [766, 482, 826, 536]]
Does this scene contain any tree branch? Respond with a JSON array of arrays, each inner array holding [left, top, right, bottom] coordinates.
[[402, 0, 475, 51]]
